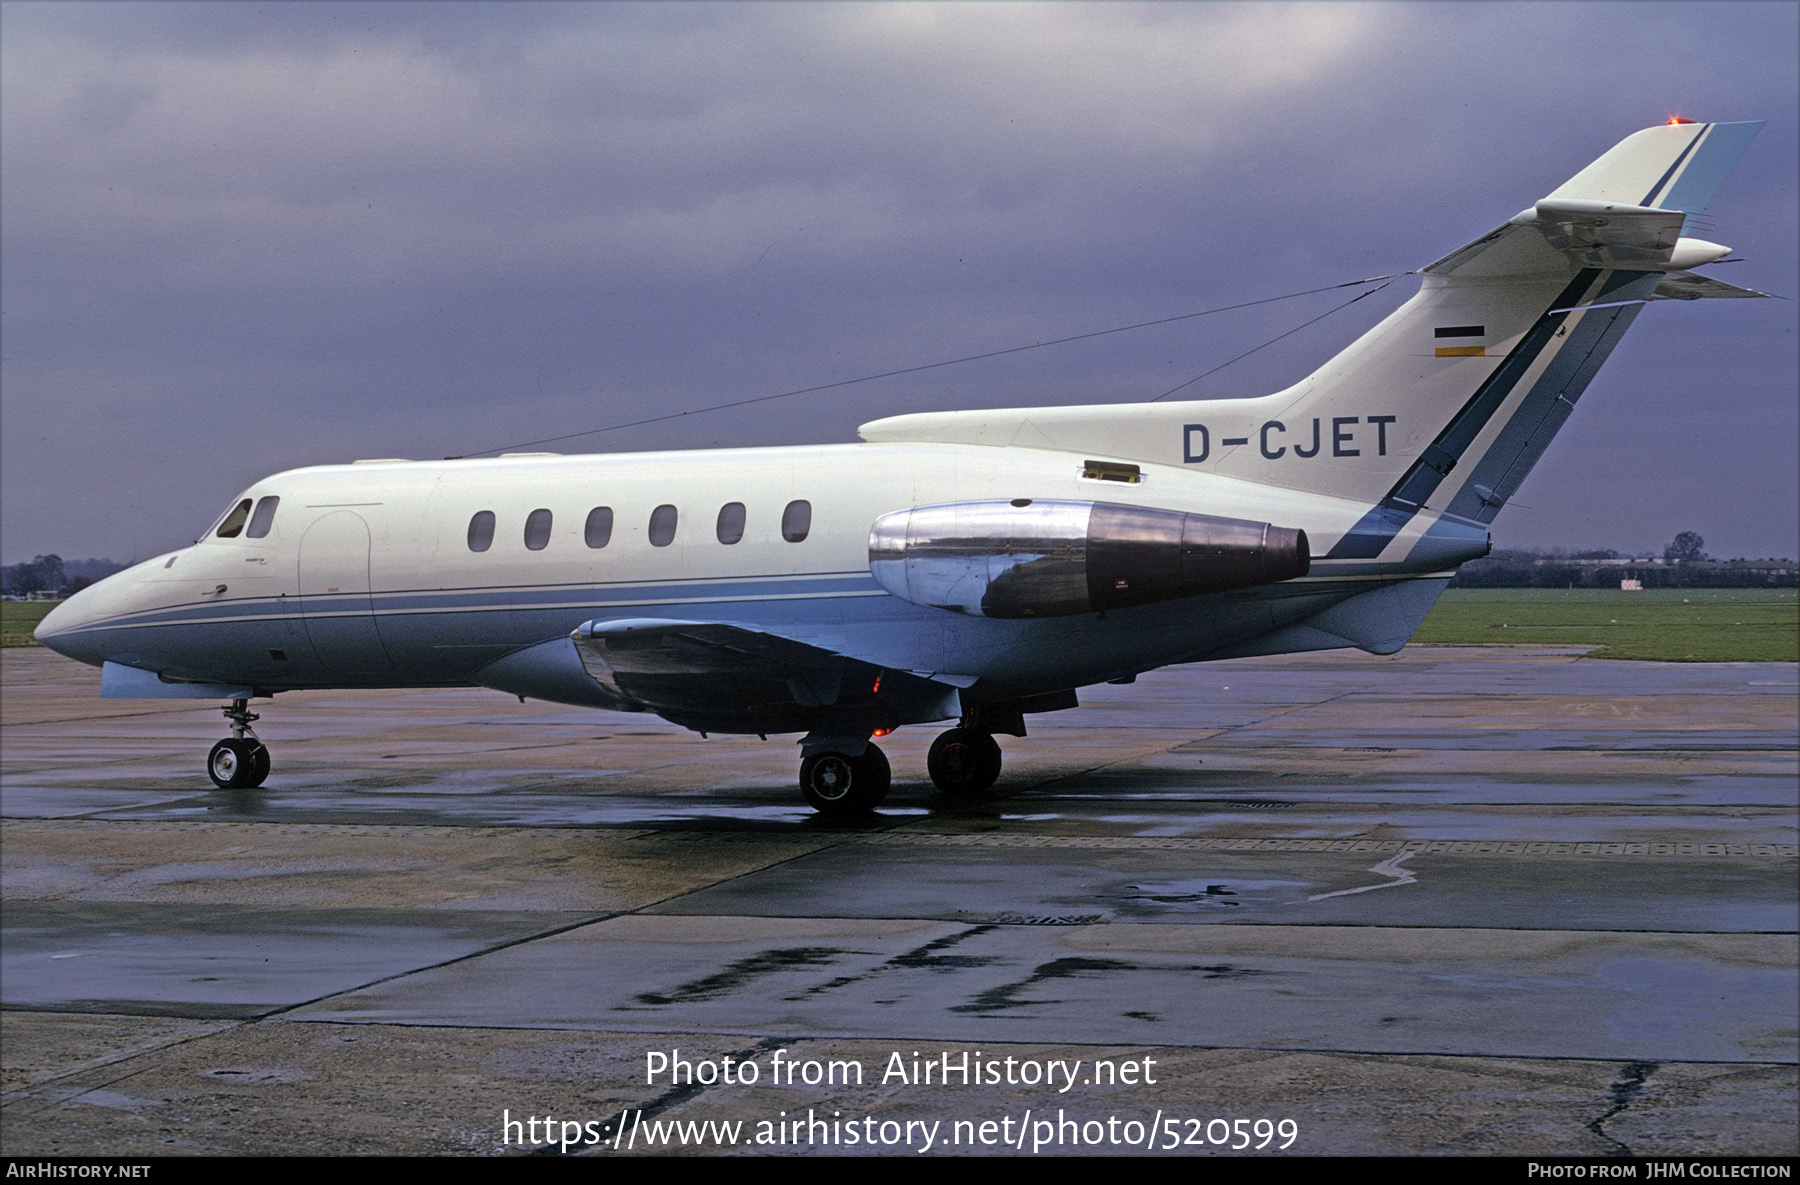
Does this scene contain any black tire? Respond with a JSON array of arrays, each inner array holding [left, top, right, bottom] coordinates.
[[207, 738, 267, 789], [927, 728, 1002, 798], [799, 744, 891, 815], [247, 741, 271, 787]]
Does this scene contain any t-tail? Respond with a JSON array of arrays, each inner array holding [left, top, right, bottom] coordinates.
[[860, 120, 1768, 563], [1280, 118, 1767, 560]]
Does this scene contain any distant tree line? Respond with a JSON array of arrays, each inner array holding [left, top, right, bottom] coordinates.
[[1450, 533, 1798, 589], [1, 556, 127, 598]]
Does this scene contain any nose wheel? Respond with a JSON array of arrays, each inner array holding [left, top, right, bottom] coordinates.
[[927, 728, 1002, 799], [208, 698, 271, 789], [799, 744, 890, 815]]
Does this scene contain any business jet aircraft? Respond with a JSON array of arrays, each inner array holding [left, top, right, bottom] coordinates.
[[36, 119, 1767, 815]]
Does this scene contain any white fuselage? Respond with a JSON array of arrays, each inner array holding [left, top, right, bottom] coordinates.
[[37, 438, 1456, 723]]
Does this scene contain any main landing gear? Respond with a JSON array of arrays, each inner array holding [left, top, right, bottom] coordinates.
[[926, 727, 1003, 799], [799, 744, 890, 816], [207, 698, 270, 789], [795, 725, 1005, 816]]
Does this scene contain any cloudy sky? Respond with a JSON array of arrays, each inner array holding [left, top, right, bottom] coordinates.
[[4, 1, 1795, 566]]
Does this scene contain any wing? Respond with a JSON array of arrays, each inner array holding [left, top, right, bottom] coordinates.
[[571, 617, 962, 734]]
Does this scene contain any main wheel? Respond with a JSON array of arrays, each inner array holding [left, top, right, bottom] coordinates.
[[927, 728, 1002, 798], [799, 744, 891, 815], [207, 738, 269, 789]]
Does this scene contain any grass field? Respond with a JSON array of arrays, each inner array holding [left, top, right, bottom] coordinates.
[[8, 588, 1797, 661], [1, 601, 57, 648], [1412, 588, 1799, 662]]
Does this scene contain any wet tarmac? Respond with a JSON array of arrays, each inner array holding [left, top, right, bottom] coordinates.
[[1, 645, 1794, 1156]]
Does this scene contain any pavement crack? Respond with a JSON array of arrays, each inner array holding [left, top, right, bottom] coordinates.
[[1585, 1060, 1657, 1155], [251, 910, 621, 1022], [1, 1020, 254, 1120], [1307, 850, 1420, 901]]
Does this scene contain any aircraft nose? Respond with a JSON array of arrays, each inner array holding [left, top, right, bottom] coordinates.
[[33, 580, 113, 667], [35, 598, 89, 662]]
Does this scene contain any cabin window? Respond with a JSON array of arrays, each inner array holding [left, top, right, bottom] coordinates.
[[215, 499, 253, 538], [467, 511, 496, 552], [585, 507, 614, 548], [781, 499, 811, 543], [524, 508, 553, 551], [245, 496, 281, 539], [716, 502, 746, 545], [649, 504, 678, 547]]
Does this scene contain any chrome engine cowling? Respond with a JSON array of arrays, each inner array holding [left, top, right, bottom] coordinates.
[[869, 500, 1309, 618]]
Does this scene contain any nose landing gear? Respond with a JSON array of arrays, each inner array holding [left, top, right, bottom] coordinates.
[[208, 698, 270, 789]]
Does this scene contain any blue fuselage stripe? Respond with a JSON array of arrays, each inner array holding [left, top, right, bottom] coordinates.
[[1323, 269, 1601, 560], [54, 572, 886, 635]]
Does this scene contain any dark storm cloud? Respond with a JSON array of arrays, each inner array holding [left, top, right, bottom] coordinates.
[[3, 1, 1794, 563]]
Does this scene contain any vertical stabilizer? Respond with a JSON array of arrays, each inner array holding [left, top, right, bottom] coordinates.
[[859, 121, 1765, 563]]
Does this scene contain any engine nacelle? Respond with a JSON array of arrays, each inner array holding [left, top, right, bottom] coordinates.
[[868, 500, 1309, 618]]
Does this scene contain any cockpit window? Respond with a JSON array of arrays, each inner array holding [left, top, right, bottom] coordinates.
[[215, 499, 253, 538], [245, 496, 280, 539]]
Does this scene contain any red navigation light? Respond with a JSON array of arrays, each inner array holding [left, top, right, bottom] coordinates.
[[872, 728, 892, 737], [1667, 116, 1697, 125]]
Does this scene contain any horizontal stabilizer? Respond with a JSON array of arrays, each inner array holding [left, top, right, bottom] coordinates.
[[1649, 270, 1779, 301], [1427, 121, 1763, 278], [1521, 198, 1687, 268]]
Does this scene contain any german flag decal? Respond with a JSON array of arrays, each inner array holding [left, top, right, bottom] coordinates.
[[1434, 326, 1485, 356]]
